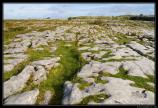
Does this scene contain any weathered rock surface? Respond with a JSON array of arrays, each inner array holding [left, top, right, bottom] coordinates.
[[4, 89, 39, 105], [4, 64, 14, 72], [4, 57, 60, 99], [62, 81, 74, 104], [122, 57, 154, 78], [98, 77, 154, 104], [3, 18, 155, 105], [62, 82, 83, 104], [127, 41, 154, 59], [77, 61, 122, 78], [32, 65, 47, 84], [4, 65, 35, 99], [32, 57, 60, 70]]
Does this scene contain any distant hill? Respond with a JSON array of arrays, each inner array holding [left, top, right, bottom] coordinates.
[[68, 15, 155, 21]]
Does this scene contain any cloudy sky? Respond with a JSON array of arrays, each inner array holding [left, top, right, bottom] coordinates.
[[3, 3, 155, 19]]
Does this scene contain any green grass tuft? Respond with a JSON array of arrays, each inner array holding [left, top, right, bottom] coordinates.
[[79, 93, 109, 105], [27, 45, 52, 61], [78, 82, 92, 90], [90, 75, 108, 84]]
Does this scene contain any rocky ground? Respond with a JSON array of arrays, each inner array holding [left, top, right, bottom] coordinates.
[[3, 17, 155, 105]]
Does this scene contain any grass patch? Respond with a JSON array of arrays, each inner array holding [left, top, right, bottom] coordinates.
[[93, 76, 108, 84], [78, 82, 93, 90], [35, 68, 56, 104], [20, 74, 37, 92], [27, 45, 52, 61], [72, 76, 93, 90], [87, 19, 105, 26], [44, 41, 84, 104], [109, 33, 132, 45], [79, 93, 109, 105], [72, 77, 85, 83], [90, 76, 108, 84], [146, 74, 155, 83], [101, 50, 113, 58], [36, 26, 56, 32], [3, 57, 16, 60]]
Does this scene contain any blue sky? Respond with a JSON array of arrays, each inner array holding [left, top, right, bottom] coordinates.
[[3, 3, 155, 19]]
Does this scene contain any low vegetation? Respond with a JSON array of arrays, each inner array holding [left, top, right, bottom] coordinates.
[[79, 93, 110, 105], [27, 45, 53, 61], [4, 60, 30, 81], [100, 65, 155, 92], [44, 41, 83, 104]]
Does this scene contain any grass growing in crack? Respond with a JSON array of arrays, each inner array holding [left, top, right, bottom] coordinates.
[[101, 58, 137, 62], [146, 74, 155, 83], [111, 32, 132, 45], [3, 57, 16, 60], [90, 76, 108, 84], [78, 83, 93, 90], [72, 77, 93, 90], [99, 66, 155, 92], [43, 41, 83, 104], [79, 93, 109, 105], [101, 50, 113, 58], [20, 74, 36, 92], [72, 77, 85, 83], [27, 45, 52, 61], [4, 45, 53, 81], [72, 74, 108, 90], [3, 60, 30, 81], [19, 66, 56, 105], [35, 68, 56, 104]]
